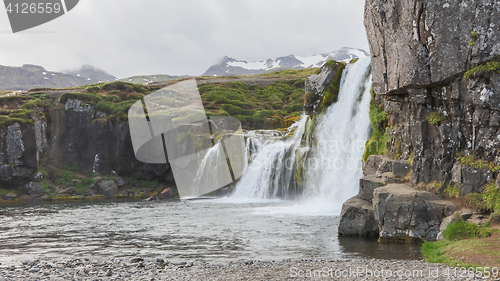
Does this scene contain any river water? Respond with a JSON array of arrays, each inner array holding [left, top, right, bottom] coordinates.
[[0, 199, 421, 266]]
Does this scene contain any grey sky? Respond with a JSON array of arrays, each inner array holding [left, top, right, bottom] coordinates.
[[0, 0, 368, 78]]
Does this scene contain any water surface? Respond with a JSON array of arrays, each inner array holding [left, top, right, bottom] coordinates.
[[0, 199, 422, 265]]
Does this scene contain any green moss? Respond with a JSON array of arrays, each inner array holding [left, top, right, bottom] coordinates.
[[20, 98, 49, 110], [456, 155, 500, 172], [443, 218, 492, 241], [76, 178, 96, 194], [466, 182, 500, 212], [55, 171, 76, 185], [362, 91, 389, 162], [469, 41, 476, 46], [464, 61, 500, 79], [426, 111, 444, 125], [349, 58, 359, 64], [443, 183, 461, 198], [317, 60, 346, 112]]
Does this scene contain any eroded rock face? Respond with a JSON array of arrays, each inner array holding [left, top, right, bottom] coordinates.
[[304, 62, 343, 115], [373, 184, 456, 241], [365, 0, 500, 96], [0, 116, 48, 186], [365, 0, 500, 186], [98, 181, 119, 198]]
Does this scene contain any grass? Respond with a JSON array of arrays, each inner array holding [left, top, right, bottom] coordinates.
[[422, 218, 495, 269], [464, 61, 500, 79], [467, 182, 500, 213], [363, 87, 389, 162], [200, 80, 304, 124], [426, 112, 444, 125]]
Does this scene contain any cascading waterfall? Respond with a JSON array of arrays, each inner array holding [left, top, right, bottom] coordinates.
[[229, 57, 372, 212], [302, 57, 372, 212], [230, 117, 308, 199]]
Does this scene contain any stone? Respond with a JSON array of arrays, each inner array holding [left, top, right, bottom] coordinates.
[[468, 213, 489, 227], [338, 196, 379, 237], [22, 182, 43, 196], [392, 160, 410, 178], [359, 175, 386, 202], [363, 155, 393, 176], [116, 177, 126, 187], [436, 215, 456, 241], [105, 269, 112, 276], [160, 188, 174, 199], [4, 193, 16, 200], [97, 181, 119, 198], [31, 171, 44, 182], [304, 62, 342, 114], [129, 257, 144, 263], [373, 184, 457, 241], [93, 176, 103, 183], [110, 170, 118, 177]]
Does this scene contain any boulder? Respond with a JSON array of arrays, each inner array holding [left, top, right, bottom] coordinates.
[[31, 171, 44, 182], [338, 196, 379, 237], [373, 184, 457, 241], [116, 177, 126, 187], [4, 193, 17, 200], [93, 176, 103, 183], [160, 188, 174, 199], [363, 155, 393, 176], [22, 182, 43, 196], [97, 181, 119, 198], [450, 164, 491, 196]]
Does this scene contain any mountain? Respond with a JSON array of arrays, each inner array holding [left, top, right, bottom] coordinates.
[[62, 64, 117, 84], [202, 47, 370, 76], [0, 64, 117, 91]]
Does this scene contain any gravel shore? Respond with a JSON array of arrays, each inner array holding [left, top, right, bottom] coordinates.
[[0, 258, 489, 280]]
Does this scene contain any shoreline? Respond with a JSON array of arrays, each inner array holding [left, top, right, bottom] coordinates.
[[0, 258, 477, 280]]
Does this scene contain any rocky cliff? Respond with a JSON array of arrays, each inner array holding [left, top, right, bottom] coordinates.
[[338, 0, 500, 242], [365, 0, 500, 188]]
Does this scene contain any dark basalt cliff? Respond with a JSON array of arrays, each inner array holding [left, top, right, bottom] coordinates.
[[366, 0, 500, 186]]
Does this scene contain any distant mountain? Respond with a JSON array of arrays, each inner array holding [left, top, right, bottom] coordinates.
[[0, 64, 117, 91], [119, 74, 189, 85], [202, 47, 370, 77], [62, 64, 117, 84]]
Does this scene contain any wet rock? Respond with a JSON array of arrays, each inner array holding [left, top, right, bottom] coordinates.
[[304, 61, 343, 115], [22, 182, 43, 196], [97, 181, 119, 198], [373, 184, 457, 241], [338, 196, 379, 237]]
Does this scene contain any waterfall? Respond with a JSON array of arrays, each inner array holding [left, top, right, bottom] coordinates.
[[228, 57, 372, 213], [230, 117, 308, 199], [302, 57, 372, 212]]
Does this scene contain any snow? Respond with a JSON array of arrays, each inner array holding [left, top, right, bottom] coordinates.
[[228, 60, 268, 70], [296, 54, 327, 68]]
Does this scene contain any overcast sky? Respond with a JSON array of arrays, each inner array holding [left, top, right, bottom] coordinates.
[[0, 0, 368, 78]]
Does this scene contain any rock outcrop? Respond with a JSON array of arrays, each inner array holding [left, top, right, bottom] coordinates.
[[339, 155, 457, 241], [364, 0, 500, 186]]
